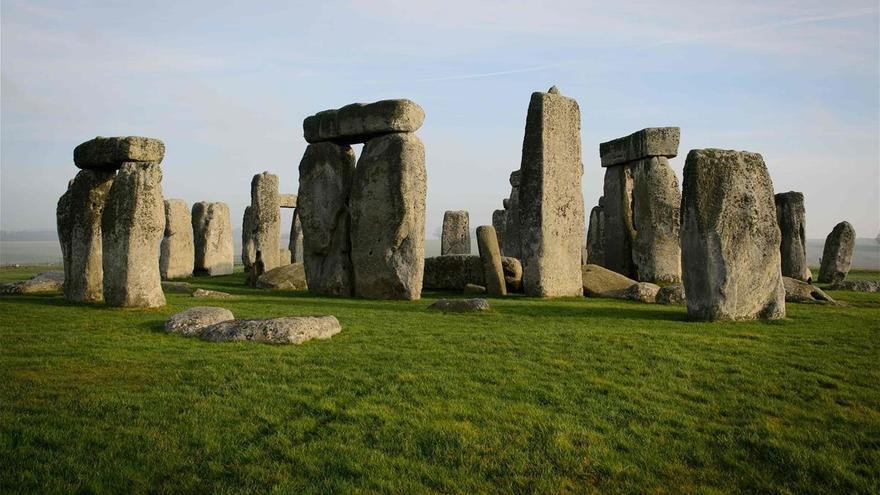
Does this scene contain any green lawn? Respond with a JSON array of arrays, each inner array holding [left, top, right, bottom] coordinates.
[[1, 266, 878, 494]]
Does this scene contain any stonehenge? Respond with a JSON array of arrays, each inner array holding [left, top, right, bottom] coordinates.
[[491, 209, 506, 252], [774, 192, 809, 281], [585, 197, 605, 266], [441, 210, 471, 255], [289, 208, 304, 263], [680, 149, 785, 321], [74, 136, 165, 170], [476, 225, 506, 296], [192, 202, 234, 276], [160, 199, 194, 280], [303, 99, 425, 144], [818, 221, 856, 284], [501, 170, 522, 259], [244, 172, 281, 285]]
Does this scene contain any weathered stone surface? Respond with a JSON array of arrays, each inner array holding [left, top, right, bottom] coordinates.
[[502, 184, 522, 259], [509, 170, 521, 188], [502, 257, 523, 292], [0, 271, 64, 295], [818, 221, 855, 284], [289, 208, 304, 263], [303, 99, 425, 144], [165, 306, 234, 336], [297, 142, 356, 296], [192, 289, 232, 299], [192, 202, 234, 276], [279, 193, 297, 208], [428, 298, 490, 313], [245, 172, 281, 285], [476, 225, 506, 296], [58, 169, 115, 302], [625, 282, 660, 303], [463, 284, 487, 295], [160, 199, 194, 280], [585, 200, 605, 266], [599, 127, 679, 168], [241, 206, 255, 272], [492, 209, 506, 254], [656, 284, 686, 305], [441, 210, 471, 255], [518, 87, 584, 297], [162, 281, 194, 294], [199, 316, 341, 344], [74, 136, 165, 170], [278, 249, 292, 266], [782, 277, 835, 304], [680, 149, 785, 321], [256, 263, 309, 291], [775, 192, 809, 281], [350, 133, 426, 300], [630, 157, 681, 284], [423, 255, 484, 290], [582, 264, 637, 298], [101, 162, 166, 308], [602, 165, 636, 278], [831, 280, 880, 292]]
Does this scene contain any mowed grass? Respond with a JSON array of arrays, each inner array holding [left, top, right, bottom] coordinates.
[[1, 266, 878, 494]]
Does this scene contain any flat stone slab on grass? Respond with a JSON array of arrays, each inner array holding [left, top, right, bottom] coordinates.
[[463, 283, 487, 295], [165, 306, 235, 336], [162, 281, 194, 294], [0, 271, 64, 295], [830, 280, 879, 293], [192, 289, 233, 299], [256, 263, 308, 291], [428, 298, 491, 313], [74, 136, 165, 170], [783, 277, 836, 304], [199, 316, 341, 344], [582, 264, 637, 298]]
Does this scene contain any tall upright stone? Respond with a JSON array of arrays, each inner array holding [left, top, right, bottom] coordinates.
[[350, 132, 426, 300], [192, 202, 234, 276], [57, 170, 115, 302], [517, 86, 584, 297], [818, 221, 856, 284], [441, 210, 470, 255], [298, 142, 356, 296], [586, 197, 605, 266], [476, 226, 506, 296], [241, 206, 255, 274], [774, 192, 809, 281], [289, 208, 304, 263], [492, 209, 506, 254], [101, 162, 166, 308], [502, 171, 522, 259], [247, 172, 281, 285], [160, 199, 194, 280], [680, 149, 785, 321]]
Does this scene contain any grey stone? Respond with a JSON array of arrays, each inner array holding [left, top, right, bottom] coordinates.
[[656, 284, 686, 305], [192, 288, 233, 298], [463, 283, 487, 295], [297, 142, 356, 297], [303, 99, 425, 144], [602, 165, 636, 278], [246, 172, 281, 285], [502, 256, 523, 293], [192, 202, 234, 276], [476, 225, 506, 296], [241, 206, 255, 273], [422, 255, 484, 290], [165, 306, 234, 336], [428, 298, 490, 313], [502, 182, 521, 259], [680, 149, 785, 321], [160, 199, 194, 280], [585, 201, 605, 266], [162, 281, 194, 294], [831, 280, 880, 292], [279, 193, 297, 208], [350, 132, 426, 300], [441, 210, 471, 255], [582, 264, 637, 298], [783, 276, 836, 304], [599, 127, 679, 168], [278, 248, 292, 266], [818, 221, 856, 284], [101, 162, 166, 308], [509, 170, 521, 187], [199, 316, 341, 344], [256, 263, 309, 291], [0, 272, 64, 295], [775, 192, 809, 281], [74, 136, 165, 171], [492, 209, 506, 254], [289, 208, 304, 263], [518, 87, 585, 297], [625, 282, 660, 303], [630, 157, 682, 284]]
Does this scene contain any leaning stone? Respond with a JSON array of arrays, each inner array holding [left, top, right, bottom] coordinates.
[[630, 157, 681, 284], [0, 272, 64, 295], [818, 221, 856, 284], [289, 208, 304, 263], [192, 289, 233, 299], [422, 255, 484, 290], [492, 209, 506, 254], [782, 277, 836, 304], [625, 282, 660, 303], [165, 306, 234, 336], [246, 172, 281, 285], [350, 133, 426, 300], [160, 199, 194, 280], [599, 127, 679, 168], [199, 316, 341, 344], [476, 225, 506, 296], [297, 142, 356, 296], [518, 87, 584, 297], [502, 257, 523, 293], [441, 210, 471, 255], [585, 200, 605, 266], [278, 193, 297, 208], [101, 162, 166, 308], [428, 298, 490, 313], [192, 202, 234, 276], [255, 263, 309, 291], [303, 99, 425, 144], [680, 149, 785, 321], [830, 280, 880, 293], [775, 192, 809, 281], [161, 281, 194, 294], [656, 284, 686, 305], [582, 264, 637, 298], [463, 284, 487, 295], [74, 136, 165, 170]]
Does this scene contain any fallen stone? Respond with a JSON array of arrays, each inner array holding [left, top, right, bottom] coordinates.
[[192, 202, 234, 276], [775, 192, 809, 281], [656, 284, 686, 305], [160, 199, 194, 280], [303, 99, 425, 144], [165, 306, 235, 336], [830, 280, 880, 293], [476, 225, 506, 296], [161, 281, 194, 294], [0, 271, 64, 295], [199, 316, 341, 344], [256, 263, 309, 291], [441, 210, 471, 255], [463, 283, 487, 295], [74, 136, 165, 170], [599, 127, 679, 168], [279, 193, 297, 208], [625, 282, 660, 303], [818, 221, 856, 284], [782, 276, 836, 304], [428, 298, 490, 313], [192, 289, 233, 299], [582, 264, 637, 298]]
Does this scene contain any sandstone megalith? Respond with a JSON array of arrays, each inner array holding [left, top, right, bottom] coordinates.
[[74, 136, 165, 171], [303, 99, 425, 144], [243, 172, 281, 285], [160, 199, 194, 280], [192, 202, 234, 276], [818, 221, 856, 284], [774, 191, 809, 281], [502, 171, 522, 259], [585, 197, 605, 266], [492, 209, 506, 253], [441, 210, 470, 255], [289, 208, 304, 263], [476, 225, 506, 296]]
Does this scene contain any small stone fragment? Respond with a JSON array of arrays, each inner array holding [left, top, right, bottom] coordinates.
[[625, 282, 660, 303], [463, 283, 487, 294], [428, 298, 491, 313], [782, 277, 836, 304], [165, 306, 234, 336], [192, 289, 233, 299]]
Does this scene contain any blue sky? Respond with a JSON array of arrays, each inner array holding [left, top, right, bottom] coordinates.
[[2, 0, 878, 239]]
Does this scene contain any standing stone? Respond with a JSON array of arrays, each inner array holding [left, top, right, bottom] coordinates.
[[101, 162, 166, 308], [241, 206, 255, 273], [585, 198, 605, 266], [297, 142, 356, 296], [248, 172, 281, 284], [775, 192, 809, 281], [160, 199, 194, 280], [289, 208, 304, 263], [680, 149, 785, 321], [630, 157, 681, 283], [517, 86, 585, 297], [818, 221, 856, 284], [476, 226, 506, 296], [192, 202, 234, 276], [492, 209, 506, 254], [502, 171, 522, 259], [57, 170, 115, 302], [602, 164, 636, 278], [441, 210, 470, 255], [350, 132, 426, 300]]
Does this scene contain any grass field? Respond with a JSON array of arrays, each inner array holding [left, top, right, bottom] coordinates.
[[1, 266, 878, 494]]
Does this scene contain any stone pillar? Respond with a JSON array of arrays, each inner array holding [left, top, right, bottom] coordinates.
[[818, 221, 855, 284], [476, 225, 506, 296], [774, 192, 809, 281], [492, 209, 506, 255], [160, 199, 194, 280], [502, 171, 521, 259], [601, 165, 635, 277], [241, 206, 255, 274], [441, 210, 470, 255], [585, 197, 605, 266], [247, 172, 280, 285], [680, 149, 785, 321], [192, 201, 234, 276], [289, 208, 304, 263], [517, 86, 584, 297]]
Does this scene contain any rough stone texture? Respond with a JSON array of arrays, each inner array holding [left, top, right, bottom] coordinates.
[[428, 298, 491, 313], [350, 133, 426, 300], [192, 202, 234, 276], [476, 225, 507, 296], [502, 257, 523, 293], [160, 199, 194, 280], [582, 264, 637, 298], [680, 149, 785, 321], [278, 249, 292, 266], [585, 201, 605, 266], [241, 206, 255, 273], [192, 289, 232, 299], [289, 208, 304, 263], [831, 280, 880, 292], [0, 272, 64, 295], [518, 87, 584, 297], [423, 255, 484, 290], [256, 263, 309, 291], [101, 162, 166, 308], [199, 316, 341, 344], [279, 193, 297, 208], [165, 306, 234, 336], [625, 282, 660, 303], [782, 276, 835, 304], [463, 284, 487, 295], [492, 209, 506, 254], [818, 221, 856, 284], [599, 127, 679, 168], [441, 210, 471, 255], [502, 186, 522, 259], [246, 172, 281, 285], [602, 165, 636, 278], [57, 169, 115, 302], [304, 99, 425, 144], [630, 157, 682, 284], [162, 281, 194, 294], [775, 192, 809, 281], [656, 285, 686, 305], [297, 142, 356, 296], [74, 136, 165, 171]]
